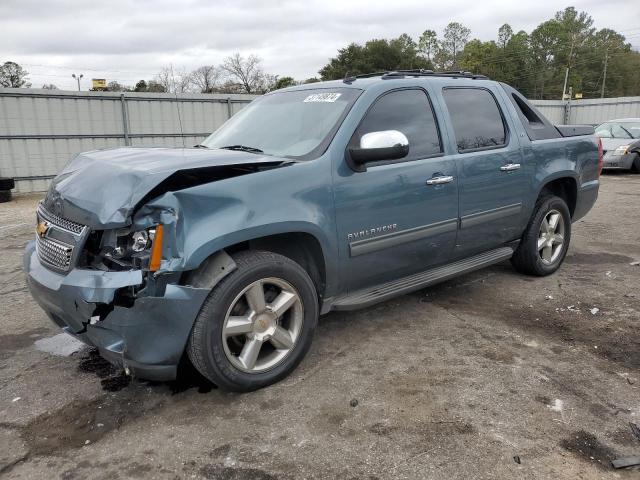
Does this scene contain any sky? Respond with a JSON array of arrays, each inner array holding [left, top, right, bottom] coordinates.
[[1, 0, 639, 91]]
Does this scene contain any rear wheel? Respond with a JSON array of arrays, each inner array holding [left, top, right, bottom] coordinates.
[[187, 250, 318, 392], [511, 195, 571, 276]]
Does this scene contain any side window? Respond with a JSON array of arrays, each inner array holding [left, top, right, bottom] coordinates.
[[351, 89, 442, 161], [443, 88, 507, 152]]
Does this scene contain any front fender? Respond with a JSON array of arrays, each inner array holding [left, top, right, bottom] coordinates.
[[133, 159, 339, 296]]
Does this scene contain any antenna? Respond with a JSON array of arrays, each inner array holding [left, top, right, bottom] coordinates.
[[170, 64, 186, 149]]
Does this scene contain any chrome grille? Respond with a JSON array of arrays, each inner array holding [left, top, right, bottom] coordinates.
[[37, 203, 86, 235], [36, 235, 74, 271]]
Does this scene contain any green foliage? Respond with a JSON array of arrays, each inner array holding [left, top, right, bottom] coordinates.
[[134, 80, 148, 92], [319, 34, 431, 80], [273, 76, 296, 90], [318, 7, 640, 99]]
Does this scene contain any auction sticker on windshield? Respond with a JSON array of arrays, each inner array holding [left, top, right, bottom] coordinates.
[[303, 93, 342, 103]]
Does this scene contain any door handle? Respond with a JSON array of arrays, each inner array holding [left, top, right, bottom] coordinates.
[[426, 175, 454, 185], [500, 163, 521, 171]]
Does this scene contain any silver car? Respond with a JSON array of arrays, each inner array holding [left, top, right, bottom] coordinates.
[[595, 118, 640, 172]]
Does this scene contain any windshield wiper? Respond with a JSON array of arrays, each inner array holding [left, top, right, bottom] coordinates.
[[618, 126, 634, 139], [220, 145, 264, 154]]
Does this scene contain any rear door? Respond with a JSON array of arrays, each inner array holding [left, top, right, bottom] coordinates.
[[333, 88, 459, 292], [440, 86, 527, 256]]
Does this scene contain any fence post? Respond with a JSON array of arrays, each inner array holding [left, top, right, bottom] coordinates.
[[226, 97, 232, 119], [120, 93, 131, 146]]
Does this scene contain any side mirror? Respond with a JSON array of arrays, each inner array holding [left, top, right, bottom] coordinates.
[[349, 130, 409, 167]]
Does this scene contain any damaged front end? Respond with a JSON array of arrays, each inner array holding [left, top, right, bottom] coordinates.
[[24, 147, 292, 380], [24, 199, 212, 380]]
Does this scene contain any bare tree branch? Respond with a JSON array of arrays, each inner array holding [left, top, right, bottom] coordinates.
[[190, 65, 222, 93], [221, 53, 265, 94]]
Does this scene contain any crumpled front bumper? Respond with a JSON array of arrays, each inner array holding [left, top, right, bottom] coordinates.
[[24, 241, 210, 381]]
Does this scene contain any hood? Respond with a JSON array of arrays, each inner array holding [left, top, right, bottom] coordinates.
[[599, 137, 634, 151], [44, 147, 290, 228]]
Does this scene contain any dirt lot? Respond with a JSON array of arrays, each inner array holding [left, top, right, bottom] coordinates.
[[1, 173, 639, 479]]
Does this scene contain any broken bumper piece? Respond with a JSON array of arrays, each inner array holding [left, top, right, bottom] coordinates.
[[24, 241, 209, 381]]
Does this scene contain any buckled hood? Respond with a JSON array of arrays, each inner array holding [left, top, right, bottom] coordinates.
[[44, 147, 290, 228]]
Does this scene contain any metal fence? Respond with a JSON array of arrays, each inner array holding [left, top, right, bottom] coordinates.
[[2, 88, 640, 194], [0, 88, 256, 193], [531, 97, 640, 125]]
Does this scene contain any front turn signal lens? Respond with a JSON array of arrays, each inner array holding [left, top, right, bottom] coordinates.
[[149, 224, 164, 272]]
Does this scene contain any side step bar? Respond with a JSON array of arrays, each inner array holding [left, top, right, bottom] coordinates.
[[330, 247, 514, 311]]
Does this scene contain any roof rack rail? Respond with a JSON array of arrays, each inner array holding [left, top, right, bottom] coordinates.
[[343, 69, 488, 83]]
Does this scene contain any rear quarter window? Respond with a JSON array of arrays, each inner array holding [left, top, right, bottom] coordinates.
[[442, 88, 507, 152]]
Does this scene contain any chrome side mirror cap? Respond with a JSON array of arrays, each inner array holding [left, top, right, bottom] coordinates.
[[349, 130, 410, 167]]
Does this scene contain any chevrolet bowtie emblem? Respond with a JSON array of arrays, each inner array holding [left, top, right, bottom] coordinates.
[[36, 221, 50, 238]]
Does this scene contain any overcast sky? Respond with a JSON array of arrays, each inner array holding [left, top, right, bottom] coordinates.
[[1, 0, 639, 91]]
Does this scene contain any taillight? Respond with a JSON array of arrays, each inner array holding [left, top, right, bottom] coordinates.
[[597, 137, 604, 176]]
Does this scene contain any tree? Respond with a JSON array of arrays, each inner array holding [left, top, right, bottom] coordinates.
[[221, 53, 266, 94], [303, 77, 320, 84], [146, 80, 166, 93], [155, 66, 192, 93], [319, 35, 431, 80], [132, 79, 166, 93], [190, 65, 222, 93], [317, 8, 640, 99], [529, 19, 562, 98], [418, 29, 438, 62], [134, 80, 148, 92], [498, 24, 513, 49], [0, 61, 30, 88], [106, 81, 129, 92], [442, 22, 471, 68], [41, 84, 58, 90], [273, 76, 296, 90]]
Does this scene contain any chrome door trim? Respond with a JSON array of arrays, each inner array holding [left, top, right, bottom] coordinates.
[[460, 203, 522, 229], [349, 218, 458, 257]]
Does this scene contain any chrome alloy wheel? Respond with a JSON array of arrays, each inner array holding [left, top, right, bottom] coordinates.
[[538, 209, 565, 265], [222, 277, 304, 373]]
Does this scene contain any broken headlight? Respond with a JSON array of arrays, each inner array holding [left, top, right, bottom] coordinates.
[[132, 229, 153, 252], [104, 227, 158, 268]]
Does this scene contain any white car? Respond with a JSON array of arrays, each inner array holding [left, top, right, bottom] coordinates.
[[595, 118, 640, 172]]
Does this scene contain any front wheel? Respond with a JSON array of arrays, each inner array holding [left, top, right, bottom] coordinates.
[[511, 195, 571, 276], [187, 250, 318, 392], [631, 153, 640, 173]]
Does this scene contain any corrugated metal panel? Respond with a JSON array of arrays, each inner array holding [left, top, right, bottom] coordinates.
[[531, 97, 640, 125], [530, 100, 566, 124], [0, 89, 255, 193], [3, 88, 640, 194]]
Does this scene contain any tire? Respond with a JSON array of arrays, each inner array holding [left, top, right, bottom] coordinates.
[[0, 178, 15, 191], [631, 153, 640, 173], [0, 190, 11, 203], [187, 250, 318, 392], [511, 194, 571, 276]]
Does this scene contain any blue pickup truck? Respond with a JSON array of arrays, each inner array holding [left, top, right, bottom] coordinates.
[[25, 71, 601, 391]]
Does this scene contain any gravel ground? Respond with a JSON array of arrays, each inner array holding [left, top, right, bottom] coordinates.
[[1, 173, 639, 479]]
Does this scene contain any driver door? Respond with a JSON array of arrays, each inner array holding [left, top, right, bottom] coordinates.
[[333, 88, 459, 292]]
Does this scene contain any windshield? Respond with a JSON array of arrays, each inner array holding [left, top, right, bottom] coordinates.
[[201, 88, 361, 159], [595, 121, 640, 139]]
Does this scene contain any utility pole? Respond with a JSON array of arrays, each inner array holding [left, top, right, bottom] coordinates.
[[72, 73, 83, 91], [561, 36, 576, 101], [601, 49, 609, 99]]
